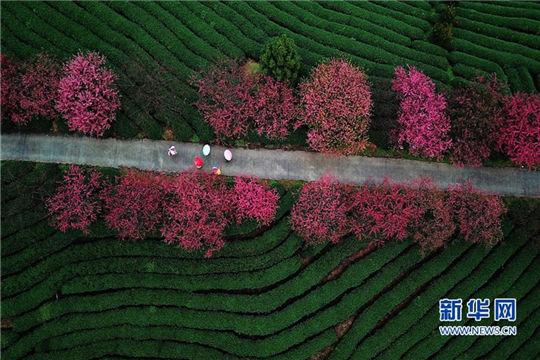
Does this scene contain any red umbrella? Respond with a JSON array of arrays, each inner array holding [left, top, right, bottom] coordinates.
[[194, 157, 203, 169]]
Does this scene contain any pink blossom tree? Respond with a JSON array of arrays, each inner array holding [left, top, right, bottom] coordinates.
[[349, 180, 422, 246], [191, 59, 296, 140], [392, 65, 452, 159], [161, 170, 235, 258], [46, 165, 101, 234], [290, 175, 352, 245], [298, 59, 372, 155], [408, 178, 455, 253], [1, 54, 21, 123], [233, 175, 279, 225], [496, 92, 540, 169], [13, 53, 62, 125], [56, 52, 120, 137], [448, 74, 506, 167], [448, 182, 506, 246], [191, 59, 252, 138], [289, 176, 506, 254], [251, 73, 297, 139], [101, 170, 166, 240]]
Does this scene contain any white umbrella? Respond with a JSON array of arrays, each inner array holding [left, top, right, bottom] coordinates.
[[202, 144, 211, 156], [224, 149, 233, 162]]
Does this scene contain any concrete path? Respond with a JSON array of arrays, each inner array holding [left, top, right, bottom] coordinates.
[[2, 133, 539, 198]]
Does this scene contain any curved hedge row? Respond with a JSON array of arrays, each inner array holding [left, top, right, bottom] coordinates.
[[459, 2, 540, 22], [2, 161, 539, 359], [2, 1, 538, 143], [356, 215, 538, 359]]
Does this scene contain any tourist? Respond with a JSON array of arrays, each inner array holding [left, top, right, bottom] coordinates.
[[168, 145, 177, 157]]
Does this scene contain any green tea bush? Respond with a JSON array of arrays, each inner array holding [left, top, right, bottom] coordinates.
[[448, 51, 506, 80], [433, 245, 538, 359], [401, 217, 539, 360], [411, 40, 448, 57], [455, 13, 539, 50], [351, 242, 485, 359], [342, 1, 428, 37], [159, 2, 244, 58], [13, 1, 177, 140], [452, 31, 540, 70], [518, 66, 536, 92], [507, 67, 525, 92], [380, 254, 538, 359], [296, 1, 411, 47], [1, 221, 55, 258], [366, 220, 533, 359], [13, 246, 410, 357], [329, 242, 470, 360], [278, 1, 449, 72], [380, 0, 432, 19], [458, 2, 540, 31], [186, 1, 260, 59]]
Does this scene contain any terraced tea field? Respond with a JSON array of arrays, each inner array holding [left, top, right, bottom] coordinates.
[[1, 1, 539, 145], [1, 161, 539, 359]]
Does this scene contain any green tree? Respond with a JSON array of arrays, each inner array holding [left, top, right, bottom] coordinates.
[[260, 34, 301, 84]]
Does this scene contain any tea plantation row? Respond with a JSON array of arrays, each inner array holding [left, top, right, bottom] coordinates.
[[1, 161, 539, 359], [1, 1, 538, 143]]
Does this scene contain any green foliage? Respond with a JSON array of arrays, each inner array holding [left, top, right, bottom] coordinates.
[[432, 249, 539, 359], [439, 3, 456, 23], [2, 0, 538, 152], [366, 217, 537, 360], [432, 21, 454, 45], [2, 0, 540, 350], [431, 3, 456, 47], [260, 33, 301, 84], [2, 161, 540, 359]]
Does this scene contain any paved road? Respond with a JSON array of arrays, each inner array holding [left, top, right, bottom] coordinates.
[[2, 133, 539, 197]]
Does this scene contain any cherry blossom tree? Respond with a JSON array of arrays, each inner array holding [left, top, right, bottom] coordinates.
[[1, 54, 21, 124], [161, 170, 235, 258], [191, 59, 296, 140], [408, 178, 455, 253], [251, 73, 297, 139], [191, 59, 251, 138], [349, 179, 422, 246], [46, 165, 101, 234], [392, 65, 452, 159], [289, 172, 507, 254], [56, 52, 120, 137], [298, 58, 372, 155], [101, 170, 166, 240], [233, 175, 279, 225], [448, 182, 506, 246], [496, 92, 540, 169], [290, 175, 352, 245], [13, 53, 62, 125], [448, 74, 506, 167]]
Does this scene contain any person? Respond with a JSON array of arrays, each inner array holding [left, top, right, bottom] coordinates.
[[194, 157, 203, 169], [168, 145, 177, 157], [224, 149, 233, 162]]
